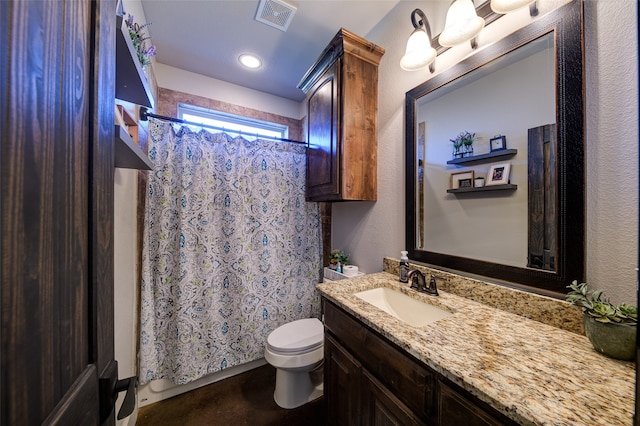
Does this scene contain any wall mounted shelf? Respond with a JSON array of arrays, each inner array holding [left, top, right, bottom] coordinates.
[[115, 125, 153, 170], [447, 184, 517, 194], [447, 149, 517, 166], [116, 15, 154, 108]]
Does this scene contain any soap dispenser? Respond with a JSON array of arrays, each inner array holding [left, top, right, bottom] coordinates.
[[399, 251, 409, 283]]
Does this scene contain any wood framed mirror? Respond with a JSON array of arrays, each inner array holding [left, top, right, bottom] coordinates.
[[405, 0, 584, 293]]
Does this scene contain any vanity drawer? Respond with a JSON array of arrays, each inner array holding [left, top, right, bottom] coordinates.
[[323, 299, 436, 420]]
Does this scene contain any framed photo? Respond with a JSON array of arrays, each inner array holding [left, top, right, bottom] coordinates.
[[486, 163, 511, 186], [450, 170, 475, 189], [490, 135, 506, 152]]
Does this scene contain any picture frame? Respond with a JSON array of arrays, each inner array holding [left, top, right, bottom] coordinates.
[[450, 170, 475, 189], [489, 135, 506, 152], [486, 163, 511, 186]]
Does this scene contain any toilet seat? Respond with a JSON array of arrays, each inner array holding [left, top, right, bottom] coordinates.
[[267, 318, 324, 355]]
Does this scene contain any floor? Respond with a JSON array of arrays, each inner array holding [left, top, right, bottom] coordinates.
[[136, 364, 327, 426]]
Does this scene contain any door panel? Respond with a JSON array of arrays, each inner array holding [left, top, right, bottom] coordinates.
[[1, 0, 116, 424], [306, 62, 340, 200]]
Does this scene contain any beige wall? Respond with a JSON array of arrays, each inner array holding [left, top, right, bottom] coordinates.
[[332, 0, 638, 304], [154, 63, 304, 120], [114, 168, 140, 426]]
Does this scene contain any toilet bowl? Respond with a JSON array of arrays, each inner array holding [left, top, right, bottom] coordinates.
[[264, 318, 324, 409]]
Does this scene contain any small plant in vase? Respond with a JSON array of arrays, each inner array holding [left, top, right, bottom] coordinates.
[[566, 280, 637, 361], [329, 249, 349, 273], [450, 131, 475, 159], [125, 14, 157, 67]]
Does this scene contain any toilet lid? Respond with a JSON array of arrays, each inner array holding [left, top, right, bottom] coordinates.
[[267, 318, 324, 354]]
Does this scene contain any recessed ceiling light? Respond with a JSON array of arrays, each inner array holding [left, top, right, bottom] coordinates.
[[239, 54, 262, 69]]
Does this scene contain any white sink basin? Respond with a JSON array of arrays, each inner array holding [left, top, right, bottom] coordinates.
[[354, 287, 452, 327]]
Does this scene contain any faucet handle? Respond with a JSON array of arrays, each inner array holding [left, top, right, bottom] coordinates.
[[430, 275, 445, 285], [408, 270, 419, 290], [426, 275, 444, 296]]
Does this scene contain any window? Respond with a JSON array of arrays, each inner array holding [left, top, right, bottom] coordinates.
[[177, 104, 288, 141]]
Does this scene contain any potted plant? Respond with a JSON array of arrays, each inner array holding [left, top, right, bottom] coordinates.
[[566, 281, 637, 361], [450, 131, 475, 158], [125, 14, 157, 67], [329, 249, 349, 273]]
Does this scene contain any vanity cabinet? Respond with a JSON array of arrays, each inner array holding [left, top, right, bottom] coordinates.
[[361, 370, 424, 425], [325, 334, 362, 425], [325, 334, 423, 425], [323, 299, 517, 425], [437, 381, 512, 426], [298, 29, 384, 201]]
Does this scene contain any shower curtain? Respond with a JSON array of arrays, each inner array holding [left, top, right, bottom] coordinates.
[[139, 119, 322, 385]]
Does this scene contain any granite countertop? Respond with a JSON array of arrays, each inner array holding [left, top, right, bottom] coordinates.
[[317, 272, 636, 426]]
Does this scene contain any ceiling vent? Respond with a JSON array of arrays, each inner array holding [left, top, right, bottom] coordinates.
[[255, 0, 297, 32]]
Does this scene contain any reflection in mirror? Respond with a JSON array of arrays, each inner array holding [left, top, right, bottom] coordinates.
[[405, 0, 584, 293], [416, 32, 555, 270]]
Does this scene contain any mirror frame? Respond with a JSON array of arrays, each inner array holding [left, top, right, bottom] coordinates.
[[405, 0, 584, 293]]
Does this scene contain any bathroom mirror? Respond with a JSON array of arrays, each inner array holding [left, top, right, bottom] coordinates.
[[405, 0, 584, 293]]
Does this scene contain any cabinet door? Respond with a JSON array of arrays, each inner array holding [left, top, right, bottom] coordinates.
[[361, 370, 423, 426], [306, 61, 340, 201], [438, 381, 515, 426], [324, 299, 435, 420], [325, 334, 361, 426]]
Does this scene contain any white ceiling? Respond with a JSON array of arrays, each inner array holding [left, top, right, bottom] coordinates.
[[140, 0, 402, 101]]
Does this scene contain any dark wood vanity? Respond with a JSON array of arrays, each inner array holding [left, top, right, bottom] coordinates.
[[323, 299, 518, 425]]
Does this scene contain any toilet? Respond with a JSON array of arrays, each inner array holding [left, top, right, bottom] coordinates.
[[264, 318, 324, 409]]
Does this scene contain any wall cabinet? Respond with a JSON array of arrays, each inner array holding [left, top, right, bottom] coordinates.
[[323, 299, 518, 425], [298, 29, 384, 201]]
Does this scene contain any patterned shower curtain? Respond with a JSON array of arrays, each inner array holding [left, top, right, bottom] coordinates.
[[139, 119, 322, 385]]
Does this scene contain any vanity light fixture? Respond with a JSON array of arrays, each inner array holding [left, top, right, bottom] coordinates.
[[439, 0, 485, 49], [400, 9, 436, 73], [490, 0, 538, 16], [238, 53, 262, 69]]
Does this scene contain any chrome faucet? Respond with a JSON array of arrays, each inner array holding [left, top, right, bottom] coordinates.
[[407, 270, 440, 296]]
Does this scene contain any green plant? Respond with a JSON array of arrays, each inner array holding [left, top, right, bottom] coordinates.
[[329, 249, 349, 266], [566, 281, 637, 324], [450, 131, 475, 151], [125, 14, 157, 66]]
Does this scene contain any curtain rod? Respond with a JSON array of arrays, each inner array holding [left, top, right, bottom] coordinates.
[[139, 108, 307, 145]]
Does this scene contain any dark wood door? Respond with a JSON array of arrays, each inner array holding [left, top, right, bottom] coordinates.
[[306, 61, 340, 201], [1, 0, 117, 424], [361, 370, 422, 426], [325, 335, 362, 426], [437, 381, 517, 426], [527, 123, 557, 271]]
